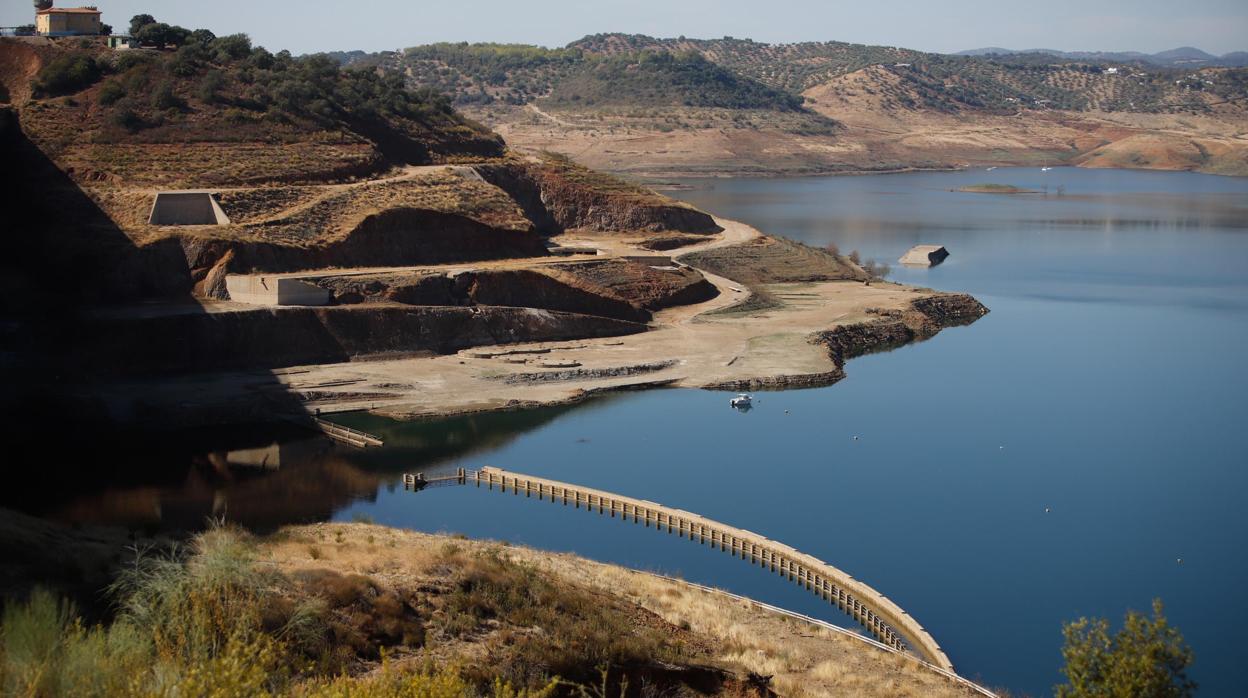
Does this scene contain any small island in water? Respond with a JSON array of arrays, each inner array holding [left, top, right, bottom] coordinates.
[[957, 183, 1040, 194]]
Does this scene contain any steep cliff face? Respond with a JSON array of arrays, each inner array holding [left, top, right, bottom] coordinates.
[[455, 269, 649, 322], [77, 305, 647, 376], [551, 259, 719, 310], [473, 163, 561, 233], [478, 158, 722, 235]]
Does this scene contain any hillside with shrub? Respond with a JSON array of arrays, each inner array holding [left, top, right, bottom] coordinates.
[[570, 33, 1248, 115], [3, 28, 503, 188], [396, 42, 807, 112], [353, 33, 1248, 176]]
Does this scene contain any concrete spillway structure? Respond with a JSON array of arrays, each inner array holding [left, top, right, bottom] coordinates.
[[406, 466, 954, 672], [148, 191, 231, 226]]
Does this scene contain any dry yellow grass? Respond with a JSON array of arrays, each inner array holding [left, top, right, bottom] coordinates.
[[261, 523, 987, 698], [90, 167, 534, 247]]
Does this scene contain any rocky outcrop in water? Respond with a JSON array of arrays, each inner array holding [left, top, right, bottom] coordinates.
[[812, 293, 988, 365]]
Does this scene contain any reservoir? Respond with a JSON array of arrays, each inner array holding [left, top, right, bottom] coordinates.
[[28, 168, 1248, 696]]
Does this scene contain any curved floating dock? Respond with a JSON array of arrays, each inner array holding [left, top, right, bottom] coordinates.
[[403, 466, 954, 671]]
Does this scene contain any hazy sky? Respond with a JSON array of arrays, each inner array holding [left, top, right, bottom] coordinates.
[[6, 0, 1246, 56]]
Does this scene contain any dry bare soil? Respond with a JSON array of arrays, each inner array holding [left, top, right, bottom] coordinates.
[[473, 98, 1248, 177]]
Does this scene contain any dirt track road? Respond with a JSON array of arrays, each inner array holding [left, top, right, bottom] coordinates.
[[100, 216, 950, 421]]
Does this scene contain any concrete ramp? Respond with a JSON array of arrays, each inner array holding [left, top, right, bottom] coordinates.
[[899, 245, 949, 267], [149, 191, 231, 226]]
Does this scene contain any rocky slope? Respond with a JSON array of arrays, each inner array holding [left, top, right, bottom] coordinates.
[[1, 37, 731, 303], [479, 155, 723, 234]]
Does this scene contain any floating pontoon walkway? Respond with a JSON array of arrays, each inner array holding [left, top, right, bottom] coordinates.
[[403, 466, 954, 672]]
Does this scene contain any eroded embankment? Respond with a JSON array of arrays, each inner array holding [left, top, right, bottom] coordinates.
[[304, 258, 717, 324], [78, 305, 646, 376], [476, 159, 723, 235]]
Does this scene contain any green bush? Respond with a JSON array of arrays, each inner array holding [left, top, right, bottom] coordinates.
[[212, 33, 254, 62], [113, 51, 154, 73], [33, 55, 103, 97], [196, 69, 226, 104], [169, 44, 205, 77], [0, 588, 149, 697], [106, 98, 145, 132], [1057, 599, 1196, 698], [128, 13, 155, 37], [135, 22, 191, 50], [150, 80, 183, 111], [190, 28, 217, 46], [97, 80, 125, 105]]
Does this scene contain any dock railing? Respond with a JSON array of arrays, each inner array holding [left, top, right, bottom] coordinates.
[[659, 576, 997, 697], [405, 466, 954, 673], [310, 417, 383, 447]]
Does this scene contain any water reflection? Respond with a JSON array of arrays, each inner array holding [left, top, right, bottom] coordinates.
[[27, 400, 591, 533]]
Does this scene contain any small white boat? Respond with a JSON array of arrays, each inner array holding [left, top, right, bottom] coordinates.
[[1041, 167, 1052, 172], [986, 166, 997, 171], [730, 393, 753, 408]]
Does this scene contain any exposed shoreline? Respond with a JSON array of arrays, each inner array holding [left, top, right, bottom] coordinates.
[[477, 103, 1248, 180], [87, 217, 987, 429]]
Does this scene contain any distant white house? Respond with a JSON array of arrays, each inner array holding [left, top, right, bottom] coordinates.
[[1105, 67, 1119, 75]]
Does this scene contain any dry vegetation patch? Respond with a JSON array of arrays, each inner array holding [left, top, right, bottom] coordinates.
[[239, 173, 533, 245], [678, 237, 866, 286], [263, 524, 986, 698], [552, 259, 720, 310]]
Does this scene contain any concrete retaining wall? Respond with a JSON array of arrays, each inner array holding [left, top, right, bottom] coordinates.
[[149, 192, 231, 226], [224, 275, 330, 306], [620, 255, 674, 267]]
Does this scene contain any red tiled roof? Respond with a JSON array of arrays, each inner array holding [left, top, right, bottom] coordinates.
[[36, 7, 102, 14]]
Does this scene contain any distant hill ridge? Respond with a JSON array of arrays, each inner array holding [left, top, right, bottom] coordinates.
[[956, 46, 1248, 67], [371, 33, 1248, 116]]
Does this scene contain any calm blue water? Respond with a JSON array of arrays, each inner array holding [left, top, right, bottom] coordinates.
[[51, 168, 1248, 695]]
